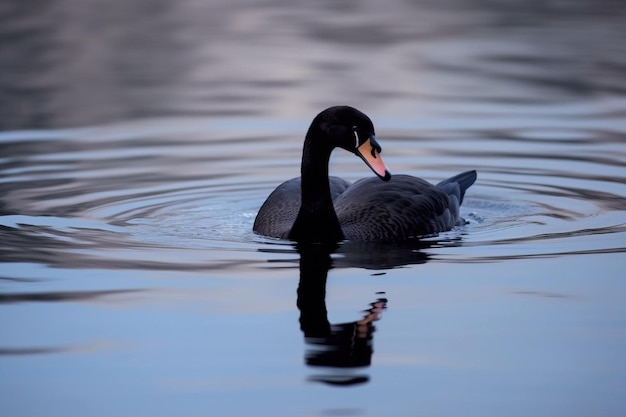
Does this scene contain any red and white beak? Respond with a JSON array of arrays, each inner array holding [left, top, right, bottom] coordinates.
[[356, 135, 391, 181]]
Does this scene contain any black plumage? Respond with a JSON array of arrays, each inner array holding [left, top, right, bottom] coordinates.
[[253, 106, 476, 242]]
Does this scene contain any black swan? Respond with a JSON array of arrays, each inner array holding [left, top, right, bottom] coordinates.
[[253, 106, 476, 242]]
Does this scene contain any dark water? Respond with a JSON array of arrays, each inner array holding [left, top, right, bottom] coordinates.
[[1, 1, 626, 416]]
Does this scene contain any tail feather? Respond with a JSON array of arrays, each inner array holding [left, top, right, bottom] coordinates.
[[436, 170, 477, 204]]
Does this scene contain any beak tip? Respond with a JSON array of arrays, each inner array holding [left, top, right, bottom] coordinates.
[[381, 170, 392, 181]]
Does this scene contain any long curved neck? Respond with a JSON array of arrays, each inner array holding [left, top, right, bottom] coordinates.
[[288, 133, 344, 242]]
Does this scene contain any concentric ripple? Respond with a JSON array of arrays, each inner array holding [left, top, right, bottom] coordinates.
[[2, 117, 624, 272]]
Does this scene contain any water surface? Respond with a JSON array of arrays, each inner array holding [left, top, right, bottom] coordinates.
[[1, 1, 626, 416]]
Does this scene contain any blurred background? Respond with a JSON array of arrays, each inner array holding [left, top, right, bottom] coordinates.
[[2, 0, 625, 130]]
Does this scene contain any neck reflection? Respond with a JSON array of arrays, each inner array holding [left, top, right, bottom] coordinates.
[[296, 242, 388, 386], [289, 238, 440, 386]]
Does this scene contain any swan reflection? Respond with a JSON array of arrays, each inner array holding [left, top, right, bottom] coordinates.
[[295, 241, 430, 386]]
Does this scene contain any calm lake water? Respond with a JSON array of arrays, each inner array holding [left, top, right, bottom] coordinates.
[[1, 1, 626, 416]]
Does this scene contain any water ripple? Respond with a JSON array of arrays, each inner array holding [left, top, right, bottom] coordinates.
[[1, 118, 624, 270]]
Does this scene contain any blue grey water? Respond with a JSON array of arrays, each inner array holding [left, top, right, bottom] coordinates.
[[1, 1, 625, 416]]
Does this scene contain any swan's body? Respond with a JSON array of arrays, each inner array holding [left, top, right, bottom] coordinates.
[[253, 106, 476, 242]]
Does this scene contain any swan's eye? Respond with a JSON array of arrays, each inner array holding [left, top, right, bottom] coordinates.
[[352, 126, 360, 149]]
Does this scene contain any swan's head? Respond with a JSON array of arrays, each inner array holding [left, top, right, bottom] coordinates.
[[310, 106, 392, 181]]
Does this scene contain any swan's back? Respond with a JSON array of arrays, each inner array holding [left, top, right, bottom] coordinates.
[[335, 171, 477, 240], [254, 170, 477, 241]]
